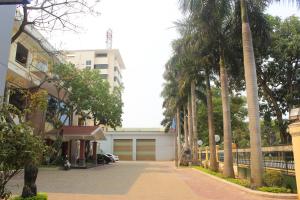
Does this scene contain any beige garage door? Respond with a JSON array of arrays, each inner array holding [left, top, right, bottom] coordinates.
[[113, 139, 133, 161], [136, 139, 156, 161]]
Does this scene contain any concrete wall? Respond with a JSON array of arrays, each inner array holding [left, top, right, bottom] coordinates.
[[98, 131, 175, 161]]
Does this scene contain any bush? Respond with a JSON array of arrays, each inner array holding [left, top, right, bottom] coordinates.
[[263, 170, 284, 187], [194, 166, 251, 187], [258, 187, 292, 193], [12, 193, 47, 200]]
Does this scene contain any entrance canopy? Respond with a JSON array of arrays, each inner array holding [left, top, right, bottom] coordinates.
[[46, 126, 105, 141]]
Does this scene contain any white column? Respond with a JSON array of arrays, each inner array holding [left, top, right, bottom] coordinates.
[[0, 5, 16, 98]]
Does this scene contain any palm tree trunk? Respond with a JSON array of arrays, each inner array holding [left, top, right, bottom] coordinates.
[[206, 70, 218, 171], [184, 108, 189, 149], [191, 80, 198, 164], [187, 94, 193, 157], [176, 107, 181, 166], [240, 0, 264, 187], [219, 49, 234, 178]]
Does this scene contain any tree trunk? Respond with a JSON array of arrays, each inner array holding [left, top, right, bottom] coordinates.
[[22, 163, 38, 198], [219, 50, 234, 178], [256, 67, 289, 144], [176, 107, 181, 166], [240, 0, 264, 187], [191, 80, 198, 164], [187, 94, 193, 158], [206, 70, 218, 171], [184, 108, 189, 149]]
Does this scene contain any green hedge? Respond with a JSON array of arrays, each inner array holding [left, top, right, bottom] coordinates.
[[193, 166, 293, 193], [258, 187, 292, 193], [193, 166, 250, 187], [12, 193, 47, 200]]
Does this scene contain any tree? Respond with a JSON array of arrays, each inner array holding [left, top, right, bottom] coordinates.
[[12, 0, 100, 43], [255, 15, 300, 144], [0, 103, 47, 199], [237, 0, 300, 187]]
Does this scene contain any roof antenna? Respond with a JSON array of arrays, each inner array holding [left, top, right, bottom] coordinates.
[[106, 29, 112, 49]]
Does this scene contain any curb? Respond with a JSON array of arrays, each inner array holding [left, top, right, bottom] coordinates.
[[191, 168, 298, 199]]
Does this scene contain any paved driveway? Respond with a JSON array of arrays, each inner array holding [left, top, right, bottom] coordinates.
[[8, 161, 290, 200]]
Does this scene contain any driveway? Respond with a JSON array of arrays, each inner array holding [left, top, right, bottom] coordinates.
[[8, 161, 290, 200]]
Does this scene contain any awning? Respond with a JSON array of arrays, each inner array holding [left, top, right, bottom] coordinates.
[[46, 126, 105, 141]]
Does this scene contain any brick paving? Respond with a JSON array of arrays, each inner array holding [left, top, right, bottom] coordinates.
[[8, 161, 291, 200]]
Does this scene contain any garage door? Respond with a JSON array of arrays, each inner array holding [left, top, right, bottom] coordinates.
[[113, 139, 133, 161], [136, 139, 156, 161]]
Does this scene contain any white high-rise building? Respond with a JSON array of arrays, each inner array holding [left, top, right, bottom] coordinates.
[[64, 49, 125, 89]]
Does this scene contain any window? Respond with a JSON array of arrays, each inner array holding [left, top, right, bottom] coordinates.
[[86, 60, 91, 65], [46, 95, 70, 126], [9, 88, 26, 111], [101, 74, 108, 79], [36, 62, 48, 72], [94, 64, 108, 69], [95, 53, 107, 57], [15, 43, 28, 66]]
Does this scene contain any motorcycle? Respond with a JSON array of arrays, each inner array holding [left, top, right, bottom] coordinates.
[[63, 155, 71, 170]]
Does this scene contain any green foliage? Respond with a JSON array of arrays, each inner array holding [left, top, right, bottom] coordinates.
[[0, 104, 48, 199], [257, 187, 292, 193], [263, 170, 284, 187], [50, 64, 123, 128], [12, 193, 48, 200], [254, 15, 300, 143], [194, 166, 293, 193], [193, 166, 250, 188]]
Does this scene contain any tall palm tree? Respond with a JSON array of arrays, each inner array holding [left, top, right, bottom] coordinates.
[[176, 107, 181, 167], [183, 108, 189, 148], [219, 49, 235, 177], [205, 69, 218, 171], [179, 0, 234, 173], [238, 0, 300, 187], [191, 80, 199, 163]]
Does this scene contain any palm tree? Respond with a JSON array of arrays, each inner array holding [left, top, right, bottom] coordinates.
[[205, 69, 218, 171], [238, 0, 300, 187], [179, 0, 234, 173], [219, 48, 235, 177], [191, 80, 199, 163]]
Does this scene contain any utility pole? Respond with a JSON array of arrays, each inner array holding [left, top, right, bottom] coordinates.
[[0, 5, 16, 98]]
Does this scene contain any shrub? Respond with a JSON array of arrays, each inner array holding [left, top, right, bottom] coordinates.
[[12, 193, 47, 200], [258, 187, 292, 193], [263, 170, 284, 187]]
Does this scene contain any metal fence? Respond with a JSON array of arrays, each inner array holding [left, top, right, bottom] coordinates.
[[200, 145, 295, 173]]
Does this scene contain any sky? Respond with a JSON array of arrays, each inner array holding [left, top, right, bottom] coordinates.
[[46, 0, 300, 128]]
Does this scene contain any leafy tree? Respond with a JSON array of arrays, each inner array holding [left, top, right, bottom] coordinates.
[[255, 15, 300, 144], [0, 103, 48, 200], [49, 63, 123, 130]]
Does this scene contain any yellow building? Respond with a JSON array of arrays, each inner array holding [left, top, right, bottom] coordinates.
[[6, 22, 104, 167]]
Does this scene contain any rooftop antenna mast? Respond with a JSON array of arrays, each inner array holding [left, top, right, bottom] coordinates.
[[106, 29, 112, 49]]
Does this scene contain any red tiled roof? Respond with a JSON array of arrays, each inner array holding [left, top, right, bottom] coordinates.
[[61, 126, 99, 136]]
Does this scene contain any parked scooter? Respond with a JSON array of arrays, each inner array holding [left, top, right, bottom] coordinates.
[[64, 155, 71, 170]]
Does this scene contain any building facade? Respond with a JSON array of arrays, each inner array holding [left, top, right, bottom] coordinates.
[[64, 49, 125, 89], [99, 128, 175, 161], [6, 21, 103, 167]]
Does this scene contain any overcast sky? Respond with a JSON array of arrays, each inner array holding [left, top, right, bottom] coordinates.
[[47, 1, 299, 128]]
